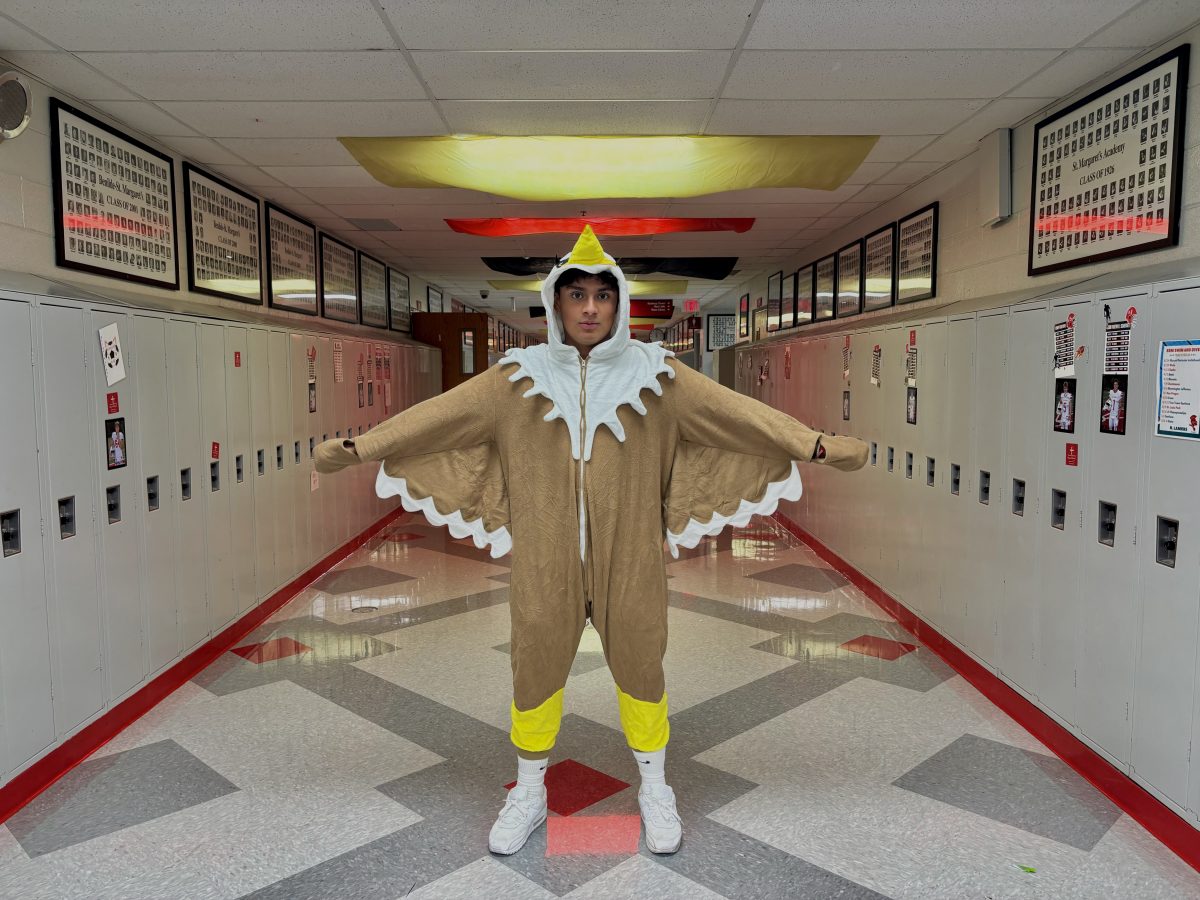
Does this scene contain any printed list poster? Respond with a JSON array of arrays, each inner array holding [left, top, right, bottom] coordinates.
[[1155, 340, 1200, 439]]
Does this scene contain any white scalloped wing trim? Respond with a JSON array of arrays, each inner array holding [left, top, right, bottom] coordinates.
[[375, 465, 512, 559], [665, 460, 803, 559]]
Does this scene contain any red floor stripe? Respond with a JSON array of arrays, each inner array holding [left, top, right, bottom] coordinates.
[[0, 508, 407, 825], [772, 510, 1200, 875]]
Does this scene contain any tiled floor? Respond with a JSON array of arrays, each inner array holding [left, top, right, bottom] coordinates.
[[3, 515, 1199, 899]]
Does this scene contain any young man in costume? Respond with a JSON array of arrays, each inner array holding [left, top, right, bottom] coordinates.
[[315, 227, 868, 856]]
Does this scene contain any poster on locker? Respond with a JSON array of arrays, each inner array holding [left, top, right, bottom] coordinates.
[[871, 344, 882, 385], [1100, 373, 1128, 435], [1104, 321, 1132, 373], [50, 99, 179, 289], [1054, 319, 1077, 376], [183, 163, 261, 304], [1054, 377, 1077, 433], [105, 417, 127, 470], [1155, 340, 1200, 439], [842, 391, 851, 421], [98, 323, 127, 386], [906, 386, 918, 425]]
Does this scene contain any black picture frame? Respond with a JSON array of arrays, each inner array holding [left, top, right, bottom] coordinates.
[[781, 270, 798, 329], [105, 416, 128, 471], [706, 313, 736, 352], [427, 285, 444, 313], [814, 254, 836, 321], [264, 202, 318, 316], [836, 239, 864, 319], [50, 97, 179, 290], [1028, 44, 1190, 276], [863, 222, 897, 312], [897, 202, 938, 304], [358, 251, 389, 329], [766, 271, 783, 333], [388, 268, 411, 334], [319, 233, 359, 324], [182, 161, 262, 305], [738, 293, 750, 338], [795, 264, 814, 327]]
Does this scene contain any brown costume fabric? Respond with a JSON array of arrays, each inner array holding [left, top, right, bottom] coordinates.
[[317, 357, 867, 715]]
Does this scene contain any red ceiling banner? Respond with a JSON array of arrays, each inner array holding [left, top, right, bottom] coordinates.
[[446, 217, 755, 238]]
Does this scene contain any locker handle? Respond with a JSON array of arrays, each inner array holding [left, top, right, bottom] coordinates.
[[236, 455, 244, 484], [181, 467, 192, 501], [1012, 479, 1026, 517], [106, 486, 121, 524], [870, 442, 878, 466], [950, 464, 961, 496], [294, 441, 301, 464], [1, 509, 20, 556], [905, 451, 913, 480], [1156, 516, 1179, 568], [146, 476, 160, 512], [1098, 501, 1116, 547], [926, 457, 935, 487], [210, 461, 221, 492], [276, 445, 284, 470], [979, 470, 991, 505], [887, 447, 895, 473], [309, 437, 315, 459], [58, 497, 76, 539], [1050, 489, 1066, 530], [257, 449, 265, 476]]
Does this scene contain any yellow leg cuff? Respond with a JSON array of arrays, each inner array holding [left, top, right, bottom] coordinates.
[[616, 687, 670, 752], [510, 689, 564, 754]]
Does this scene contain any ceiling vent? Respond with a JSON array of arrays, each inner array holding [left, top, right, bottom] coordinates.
[[345, 217, 400, 231], [0, 73, 32, 141]]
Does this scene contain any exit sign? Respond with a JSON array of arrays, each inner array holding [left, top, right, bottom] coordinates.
[[683, 299, 699, 313]]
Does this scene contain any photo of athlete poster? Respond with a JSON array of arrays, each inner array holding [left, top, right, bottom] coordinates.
[[1100, 374, 1128, 435], [1054, 378, 1077, 433]]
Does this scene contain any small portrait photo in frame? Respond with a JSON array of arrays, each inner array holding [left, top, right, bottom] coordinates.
[[105, 417, 128, 470]]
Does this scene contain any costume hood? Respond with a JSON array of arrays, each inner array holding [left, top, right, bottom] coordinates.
[[539, 225, 631, 363]]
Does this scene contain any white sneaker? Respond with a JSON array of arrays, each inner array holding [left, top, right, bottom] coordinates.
[[638, 784, 682, 854], [488, 785, 548, 855]]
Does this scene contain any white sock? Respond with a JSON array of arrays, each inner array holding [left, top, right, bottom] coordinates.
[[633, 748, 666, 787], [516, 756, 548, 791]]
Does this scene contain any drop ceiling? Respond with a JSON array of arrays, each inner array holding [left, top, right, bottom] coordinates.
[[1, 0, 1194, 332]]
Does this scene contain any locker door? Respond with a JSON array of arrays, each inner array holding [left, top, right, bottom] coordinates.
[[37, 304, 105, 735], [90, 310, 145, 703], [0, 298, 54, 773], [856, 329, 887, 583], [291, 334, 315, 570], [316, 335, 334, 554], [249, 328, 276, 600], [939, 316, 976, 645], [1037, 295, 1093, 726], [1077, 288, 1149, 766], [1132, 282, 1200, 807], [200, 323, 236, 630], [225, 327, 256, 613], [965, 311, 1009, 668], [997, 304, 1048, 698], [132, 315, 179, 676], [878, 326, 908, 592], [168, 321, 208, 651], [268, 331, 294, 589]]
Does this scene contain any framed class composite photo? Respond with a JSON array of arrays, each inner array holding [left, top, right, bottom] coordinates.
[[1028, 44, 1190, 276], [897, 202, 938, 304], [836, 239, 864, 319], [50, 98, 178, 289], [766, 270, 783, 333], [863, 222, 897, 312], [427, 285, 444, 313], [182, 162, 261, 304], [320, 233, 359, 323], [389, 268, 411, 334], [814, 254, 836, 322], [358, 251, 389, 329], [795, 264, 814, 326], [738, 293, 750, 338], [265, 203, 317, 315], [781, 270, 798, 329]]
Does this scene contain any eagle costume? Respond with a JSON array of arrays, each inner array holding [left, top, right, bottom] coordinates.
[[316, 227, 868, 761]]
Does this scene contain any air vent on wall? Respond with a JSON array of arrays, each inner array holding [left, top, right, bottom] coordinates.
[[0, 73, 32, 141], [345, 218, 401, 232]]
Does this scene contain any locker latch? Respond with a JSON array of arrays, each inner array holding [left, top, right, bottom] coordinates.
[[950, 464, 961, 496], [1012, 479, 1026, 517], [294, 441, 301, 465], [1050, 489, 1067, 530], [1098, 501, 1117, 547], [58, 497, 76, 539], [257, 449, 265, 476], [870, 442, 878, 466], [1156, 516, 1179, 568], [979, 470, 991, 505], [106, 486, 121, 524], [146, 476, 160, 512], [236, 454, 245, 484], [181, 467, 192, 501], [887, 447, 895, 473], [276, 445, 284, 470], [905, 452, 914, 480], [926, 457, 936, 487], [1, 509, 20, 556], [210, 461, 221, 492]]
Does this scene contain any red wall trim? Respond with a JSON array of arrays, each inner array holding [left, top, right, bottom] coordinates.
[[772, 510, 1200, 875], [0, 507, 406, 825]]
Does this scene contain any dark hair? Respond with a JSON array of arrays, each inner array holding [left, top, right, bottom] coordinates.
[[554, 268, 619, 295]]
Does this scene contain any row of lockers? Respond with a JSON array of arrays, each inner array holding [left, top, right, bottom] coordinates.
[[0, 288, 439, 789], [737, 275, 1200, 829]]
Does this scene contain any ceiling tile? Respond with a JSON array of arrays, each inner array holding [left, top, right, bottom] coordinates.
[[78, 50, 425, 102], [208, 165, 284, 188], [1, 0, 393, 51], [215, 138, 358, 167], [1085, 0, 1200, 48], [877, 160, 946, 183], [441, 100, 710, 135], [936, 96, 1056, 148], [162, 136, 248, 166], [847, 182, 908, 203], [259, 165, 381, 187], [672, 185, 865, 205], [707, 99, 987, 135], [0, 15, 57, 50], [156, 100, 445, 138], [724, 50, 1059, 100], [380, 0, 756, 50], [298, 187, 497, 205], [1008, 48, 1142, 98], [90, 100, 198, 137], [862, 135, 938, 163], [843, 162, 899, 184], [256, 186, 318, 209], [411, 50, 730, 101], [2, 52, 137, 100], [745, 0, 1141, 49], [678, 202, 840, 218]]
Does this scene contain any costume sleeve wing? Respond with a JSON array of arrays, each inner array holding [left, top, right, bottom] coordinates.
[[663, 360, 867, 558], [316, 367, 511, 558]]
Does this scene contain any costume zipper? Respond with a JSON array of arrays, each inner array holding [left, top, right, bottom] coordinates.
[[578, 356, 589, 570]]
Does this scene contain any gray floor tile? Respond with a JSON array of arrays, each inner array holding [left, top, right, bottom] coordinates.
[[313, 564, 413, 594], [893, 733, 1122, 850], [749, 563, 850, 592]]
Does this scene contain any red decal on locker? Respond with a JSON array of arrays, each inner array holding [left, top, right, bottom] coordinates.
[[106, 392, 119, 414], [843, 335, 850, 349], [211, 442, 220, 460], [1067, 312, 1076, 329], [1126, 306, 1137, 325], [909, 330, 916, 346], [1065, 443, 1078, 466], [234, 351, 241, 367]]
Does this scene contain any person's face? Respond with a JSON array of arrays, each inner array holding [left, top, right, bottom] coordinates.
[[554, 276, 617, 355]]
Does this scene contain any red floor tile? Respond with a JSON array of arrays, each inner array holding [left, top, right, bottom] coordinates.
[[506, 759, 630, 817], [546, 815, 641, 856], [839, 634, 917, 661], [230, 637, 312, 664]]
